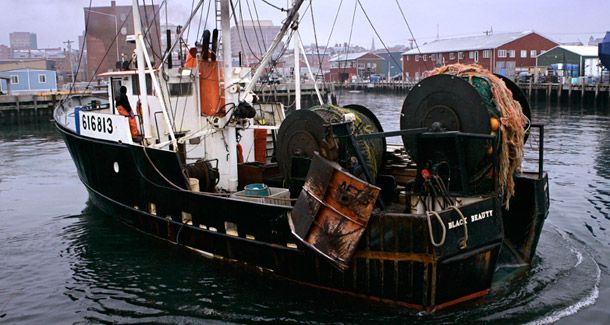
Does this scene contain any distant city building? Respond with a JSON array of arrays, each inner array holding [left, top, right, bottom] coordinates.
[[327, 52, 384, 82], [230, 20, 281, 65], [84, 0, 161, 79], [401, 31, 557, 81], [0, 68, 57, 94], [10, 32, 37, 50], [0, 45, 11, 60]]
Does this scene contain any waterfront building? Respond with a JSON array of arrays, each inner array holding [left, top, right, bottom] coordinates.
[[0, 68, 57, 94], [536, 46, 602, 78], [327, 52, 384, 82], [401, 31, 557, 81]]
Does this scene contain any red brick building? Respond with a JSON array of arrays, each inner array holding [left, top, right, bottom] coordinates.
[[84, 1, 161, 80], [401, 31, 557, 81], [327, 52, 384, 82]]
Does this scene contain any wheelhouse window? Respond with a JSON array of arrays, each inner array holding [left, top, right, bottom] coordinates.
[[10, 75, 18, 84], [169, 83, 193, 97], [131, 75, 153, 95], [38, 74, 46, 83]]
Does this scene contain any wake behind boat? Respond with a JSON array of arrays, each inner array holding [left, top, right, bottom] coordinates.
[[54, 0, 548, 311]]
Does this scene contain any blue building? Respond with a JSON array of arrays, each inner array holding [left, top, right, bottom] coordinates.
[[0, 68, 57, 94], [376, 52, 403, 79]]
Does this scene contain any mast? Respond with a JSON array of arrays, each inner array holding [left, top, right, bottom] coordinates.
[[220, 0, 239, 192], [293, 23, 301, 110], [132, 0, 152, 142], [133, 0, 177, 149]]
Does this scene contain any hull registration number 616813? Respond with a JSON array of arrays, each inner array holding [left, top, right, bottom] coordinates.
[[78, 111, 133, 144]]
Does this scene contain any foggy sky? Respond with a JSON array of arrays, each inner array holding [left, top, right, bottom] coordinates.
[[0, 0, 607, 51]]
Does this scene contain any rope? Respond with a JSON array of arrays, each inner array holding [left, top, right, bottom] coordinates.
[[425, 210, 446, 247], [449, 205, 469, 249], [431, 64, 528, 208], [395, 0, 428, 74]]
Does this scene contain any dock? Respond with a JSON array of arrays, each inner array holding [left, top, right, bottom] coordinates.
[[0, 93, 63, 125], [518, 80, 610, 104]]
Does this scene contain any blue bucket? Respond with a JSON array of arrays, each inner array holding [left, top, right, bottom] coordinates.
[[244, 183, 270, 196]]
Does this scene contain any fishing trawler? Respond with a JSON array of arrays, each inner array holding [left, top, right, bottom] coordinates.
[[54, 0, 548, 311]]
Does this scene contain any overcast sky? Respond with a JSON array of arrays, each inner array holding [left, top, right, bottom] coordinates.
[[0, 0, 607, 51]]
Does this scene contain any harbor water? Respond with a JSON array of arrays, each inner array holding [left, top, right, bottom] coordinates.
[[1, 91, 609, 323]]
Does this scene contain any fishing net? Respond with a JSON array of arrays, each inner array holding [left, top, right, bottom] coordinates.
[[430, 64, 529, 208]]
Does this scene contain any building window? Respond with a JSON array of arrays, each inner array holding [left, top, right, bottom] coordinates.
[[530, 50, 537, 57], [449, 52, 455, 60], [469, 51, 474, 59], [422, 55, 427, 61], [371, 63, 376, 69], [431, 54, 436, 61], [458, 52, 464, 59], [415, 55, 420, 62], [509, 50, 515, 58], [521, 50, 527, 58], [38, 74, 46, 83], [121, 27, 127, 35], [474, 51, 479, 62], [405, 56, 409, 61], [10, 75, 18, 84], [358, 63, 365, 68], [482, 50, 490, 58], [120, 14, 127, 21], [498, 50, 507, 58], [330, 62, 338, 69]]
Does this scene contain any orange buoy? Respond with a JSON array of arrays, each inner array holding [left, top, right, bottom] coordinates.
[[490, 117, 500, 131]]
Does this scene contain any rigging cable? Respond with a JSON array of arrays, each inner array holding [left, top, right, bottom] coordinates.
[[84, 7, 133, 90], [237, 0, 262, 62], [244, 0, 266, 58], [336, 0, 358, 103], [395, 0, 429, 73], [308, 0, 326, 91], [356, 0, 404, 78], [63, 0, 93, 103]]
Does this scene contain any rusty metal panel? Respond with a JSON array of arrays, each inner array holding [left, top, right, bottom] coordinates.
[[289, 153, 381, 270]]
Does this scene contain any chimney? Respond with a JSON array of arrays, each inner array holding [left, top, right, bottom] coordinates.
[[111, 1, 116, 7]]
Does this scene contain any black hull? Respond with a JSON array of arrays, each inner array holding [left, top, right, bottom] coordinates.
[[56, 121, 545, 311]]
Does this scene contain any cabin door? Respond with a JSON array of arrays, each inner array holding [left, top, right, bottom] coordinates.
[[110, 77, 122, 114]]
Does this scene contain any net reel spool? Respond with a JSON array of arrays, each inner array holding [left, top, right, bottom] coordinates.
[[277, 104, 386, 183]]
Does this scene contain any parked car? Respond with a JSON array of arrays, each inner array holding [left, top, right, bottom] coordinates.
[[261, 73, 282, 84], [518, 72, 533, 83]]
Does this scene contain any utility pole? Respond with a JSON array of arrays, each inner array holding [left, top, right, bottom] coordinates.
[[63, 40, 75, 84]]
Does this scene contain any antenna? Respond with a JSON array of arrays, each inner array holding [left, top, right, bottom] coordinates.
[[63, 40, 75, 84]]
